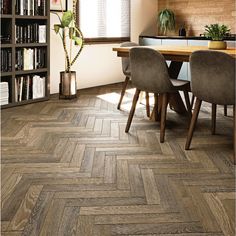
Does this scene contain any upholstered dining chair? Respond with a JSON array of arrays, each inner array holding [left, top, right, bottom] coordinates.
[[125, 47, 191, 143], [190, 96, 228, 118], [185, 50, 235, 162], [117, 42, 150, 117]]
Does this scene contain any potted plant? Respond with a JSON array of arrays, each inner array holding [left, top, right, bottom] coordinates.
[[53, 0, 84, 98], [157, 9, 175, 35], [204, 24, 230, 50]]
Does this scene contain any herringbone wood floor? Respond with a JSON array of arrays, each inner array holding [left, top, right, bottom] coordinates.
[[1, 83, 235, 236]]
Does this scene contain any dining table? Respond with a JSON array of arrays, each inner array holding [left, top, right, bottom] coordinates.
[[113, 45, 236, 162], [113, 45, 236, 60], [113, 45, 236, 115]]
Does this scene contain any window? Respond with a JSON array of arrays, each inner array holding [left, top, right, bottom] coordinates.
[[78, 0, 130, 43]]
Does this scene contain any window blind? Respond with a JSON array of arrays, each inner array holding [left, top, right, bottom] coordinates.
[[79, 0, 130, 41]]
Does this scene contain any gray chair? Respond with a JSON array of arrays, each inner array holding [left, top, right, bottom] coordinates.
[[125, 47, 191, 143], [185, 50, 235, 162], [117, 42, 150, 117]]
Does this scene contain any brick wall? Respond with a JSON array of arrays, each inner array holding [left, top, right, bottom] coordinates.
[[158, 0, 236, 36]]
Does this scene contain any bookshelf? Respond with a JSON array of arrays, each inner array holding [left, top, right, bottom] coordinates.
[[0, 0, 50, 108]]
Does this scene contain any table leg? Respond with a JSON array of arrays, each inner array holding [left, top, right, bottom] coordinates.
[[168, 61, 188, 115], [150, 61, 188, 121], [168, 61, 183, 79], [150, 93, 162, 121]]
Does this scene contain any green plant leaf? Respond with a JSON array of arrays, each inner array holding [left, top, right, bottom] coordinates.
[[72, 36, 82, 46], [204, 24, 230, 40], [157, 8, 175, 34], [62, 11, 73, 27], [54, 24, 62, 33], [52, 2, 84, 72]]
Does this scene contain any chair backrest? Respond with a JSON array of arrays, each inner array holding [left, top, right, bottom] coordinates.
[[190, 50, 235, 105], [121, 42, 139, 76], [130, 47, 173, 93]]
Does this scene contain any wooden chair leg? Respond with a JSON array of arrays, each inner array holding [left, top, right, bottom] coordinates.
[[145, 92, 150, 117], [190, 94, 195, 109], [150, 93, 160, 121], [185, 98, 202, 150], [125, 89, 140, 133], [224, 105, 227, 116], [160, 93, 169, 143], [138, 91, 144, 104], [211, 104, 217, 135], [117, 76, 130, 110], [183, 91, 192, 118], [233, 105, 236, 164]]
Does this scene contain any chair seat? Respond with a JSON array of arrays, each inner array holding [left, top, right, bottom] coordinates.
[[170, 79, 191, 91], [126, 47, 192, 143], [124, 69, 131, 76]]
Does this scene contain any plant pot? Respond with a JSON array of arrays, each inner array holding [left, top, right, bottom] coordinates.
[[59, 71, 77, 99], [208, 41, 227, 50]]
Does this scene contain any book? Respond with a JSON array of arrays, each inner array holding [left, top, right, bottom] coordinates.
[[20, 0, 24, 15], [0, 82, 9, 105], [32, 75, 39, 99], [39, 25, 46, 43], [16, 48, 46, 71], [16, 0, 45, 16], [40, 0, 46, 16], [0, 48, 12, 72], [23, 48, 28, 70], [29, 49, 34, 70], [27, 0, 30, 15], [26, 75, 30, 100], [1, 0, 11, 14], [15, 23, 46, 43], [32, 75, 45, 99], [19, 76, 23, 102]]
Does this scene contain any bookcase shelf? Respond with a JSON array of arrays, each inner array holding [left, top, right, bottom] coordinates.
[[1, 72, 12, 76], [15, 68, 48, 75], [15, 15, 48, 20], [0, 14, 13, 18], [1, 44, 13, 48], [0, 0, 50, 109], [15, 43, 48, 47], [1, 96, 49, 109]]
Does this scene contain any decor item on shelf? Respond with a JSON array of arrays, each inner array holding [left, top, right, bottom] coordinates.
[[178, 23, 186, 37], [204, 23, 231, 50], [50, 0, 67, 12], [53, 0, 84, 99], [157, 8, 175, 35]]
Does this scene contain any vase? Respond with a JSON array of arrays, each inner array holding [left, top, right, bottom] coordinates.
[[178, 27, 186, 37], [208, 41, 227, 50], [59, 71, 77, 99]]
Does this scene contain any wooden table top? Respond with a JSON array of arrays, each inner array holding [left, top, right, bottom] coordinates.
[[113, 45, 236, 59]]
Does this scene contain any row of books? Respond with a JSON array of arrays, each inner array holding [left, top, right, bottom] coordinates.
[[0, 0, 11, 14], [16, 47, 46, 71], [15, 74, 45, 102], [15, 0, 46, 16], [0, 82, 9, 105], [0, 34, 11, 44], [1, 49, 12, 72], [15, 23, 46, 43]]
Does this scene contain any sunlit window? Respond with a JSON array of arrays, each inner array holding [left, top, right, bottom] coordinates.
[[78, 0, 130, 43]]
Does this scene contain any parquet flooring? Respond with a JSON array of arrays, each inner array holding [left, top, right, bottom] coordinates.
[[1, 83, 235, 236]]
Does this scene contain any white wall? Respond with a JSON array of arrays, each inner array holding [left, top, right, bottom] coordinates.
[[50, 0, 158, 94], [131, 0, 158, 42]]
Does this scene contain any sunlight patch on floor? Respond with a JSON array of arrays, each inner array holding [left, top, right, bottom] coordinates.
[[97, 89, 155, 111], [97, 92, 131, 104]]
